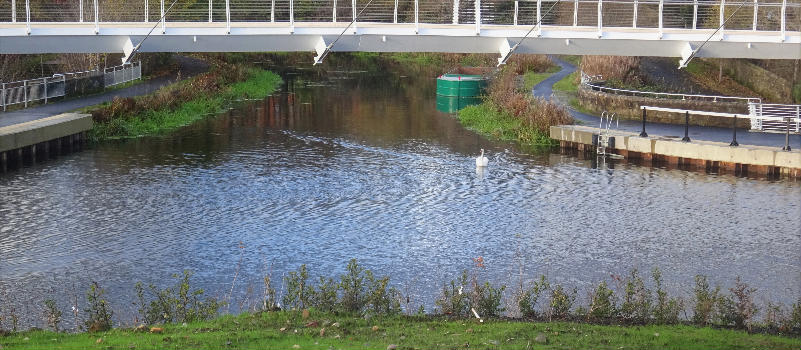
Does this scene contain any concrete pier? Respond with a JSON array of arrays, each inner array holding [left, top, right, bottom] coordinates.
[[550, 125, 801, 179], [0, 113, 92, 172]]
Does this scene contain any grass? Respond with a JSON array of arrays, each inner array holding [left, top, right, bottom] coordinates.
[[3, 311, 800, 350], [523, 65, 561, 91], [561, 55, 582, 66], [458, 102, 555, 147], [552, 71, 578, 93], [89, 69, 282, 140]]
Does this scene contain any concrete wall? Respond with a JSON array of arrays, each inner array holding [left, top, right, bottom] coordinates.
[[0, 113, 92, 153], [550, 125, 801, 178], [576, 86, 752, 129]]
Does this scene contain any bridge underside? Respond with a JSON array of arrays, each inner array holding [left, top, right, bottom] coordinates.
[[0, 23, 798, 62]]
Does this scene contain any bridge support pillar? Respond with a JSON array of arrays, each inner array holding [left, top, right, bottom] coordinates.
[[497, 39, 512, 66]]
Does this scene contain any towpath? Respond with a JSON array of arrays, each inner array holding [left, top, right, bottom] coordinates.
[[535, 57, 799, 149], [0, 55, 209, 128]]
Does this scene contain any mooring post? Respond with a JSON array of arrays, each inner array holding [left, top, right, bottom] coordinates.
[[682, 111, 691, 142], [730, 115, 739, 147], [639, 107, 648, 137], [783, 117, 792, 151]]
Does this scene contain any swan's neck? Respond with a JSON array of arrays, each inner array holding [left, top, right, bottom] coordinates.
[[480, 150, 484, 157]]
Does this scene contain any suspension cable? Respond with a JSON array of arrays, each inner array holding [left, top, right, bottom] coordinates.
[[314, 0, 377, 65], [123, 0, 180, 64], [498, 0, 563, 66]]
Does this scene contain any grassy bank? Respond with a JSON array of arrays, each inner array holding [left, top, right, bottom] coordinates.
[[89, 66, 282, 141], [457, 59, 572, 148], [458, 102, 555, 146], [4, 311, 800, 350]]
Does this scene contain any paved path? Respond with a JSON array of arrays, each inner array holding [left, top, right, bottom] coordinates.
[[0, 56, 209, 128], [535, 56, 801, 149]]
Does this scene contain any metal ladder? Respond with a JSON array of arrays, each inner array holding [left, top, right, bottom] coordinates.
[[597, 111, 618, 157]]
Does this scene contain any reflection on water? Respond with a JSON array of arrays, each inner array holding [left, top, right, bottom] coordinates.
[[0, 62, 799, 329]]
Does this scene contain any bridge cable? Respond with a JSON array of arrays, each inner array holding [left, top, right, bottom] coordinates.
[[497, 0, 563, 67], [679, 0, 749, 69], [123, 0, 180, 65], [314, 0, 378, 65]]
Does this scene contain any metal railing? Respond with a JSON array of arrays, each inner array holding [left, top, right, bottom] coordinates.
[[0, 0, 798, 37], [1, 74, 66, 111], [749, 102, 801, 132], [103, 61, 142, 87], [1, 61, 141, 112], [580, 71, 762, 104]]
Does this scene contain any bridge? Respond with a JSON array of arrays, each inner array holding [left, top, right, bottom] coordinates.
[[0, 0, 799, 65]]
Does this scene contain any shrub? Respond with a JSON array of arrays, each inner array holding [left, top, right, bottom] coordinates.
[[692, 275, 720, 326], [43, 299, 62, 332], [282, 265, 312, 311], [548, 284, 576, 320], [518, 275, 550, 319], [652, 268, 682, 325], [340, 259, 367, 313], [84, 281, 113, 332], [716, 277, 757, 329], [588, 281, 617, 321], [435, 271, 470, 317], [790, 299, 801, 330], [619, 269, 651, 324], [580, 56, 643, 87], [470, 281, 506, 318], [364, 271, 402, 316], [262, 271, 279, 311], [134, 271, 222, 325], [310, 277, 339, 313]]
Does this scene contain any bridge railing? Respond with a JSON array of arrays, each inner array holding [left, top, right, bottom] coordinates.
[[103, 61, 142, 87], [1, 0, 798, 36]]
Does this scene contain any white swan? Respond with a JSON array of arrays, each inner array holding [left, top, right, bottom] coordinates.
[[475, 149, 489, 167]]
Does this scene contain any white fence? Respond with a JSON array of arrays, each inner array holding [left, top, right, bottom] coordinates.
[[104, 61, 142, 87], [583, 71, 800, 133], [1, 74, 66, 111], [580, 71, 761, 104], [749, 102, 801, 133], [1, 61, 141, 112]]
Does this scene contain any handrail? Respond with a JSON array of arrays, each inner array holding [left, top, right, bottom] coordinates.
[[0, 0, 797, 38], [580, 72, 761, 104]]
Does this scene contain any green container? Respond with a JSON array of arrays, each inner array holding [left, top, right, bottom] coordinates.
[[436, 95, 482, 113], [436, 74, 487, 98]]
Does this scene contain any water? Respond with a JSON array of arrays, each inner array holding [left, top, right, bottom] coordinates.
[[1, 63, 799, 328]]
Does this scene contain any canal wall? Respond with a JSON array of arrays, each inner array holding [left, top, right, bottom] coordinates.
[[550, 125, 801, 179], [0, 113, 92, 172], [576, 86, 752, 129]]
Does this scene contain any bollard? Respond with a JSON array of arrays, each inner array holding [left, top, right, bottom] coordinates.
[[681, 111, 691, 142], [639, 107, 648, 137], [783, 117, 792, 151], [729, 115, 739, 147]]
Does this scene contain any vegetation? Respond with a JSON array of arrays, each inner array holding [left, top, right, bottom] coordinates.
[[522, 64, 561, 90], [3, 311, 801, 350], [2, 259, 801, 350], [88, 64, 281, 140], [553, 71, 579, 93], [457, 57, 572, 148]]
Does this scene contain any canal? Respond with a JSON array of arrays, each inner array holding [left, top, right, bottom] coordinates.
[[1, 58, 799, 328]]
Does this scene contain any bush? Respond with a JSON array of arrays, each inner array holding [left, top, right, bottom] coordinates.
[[652, 268, 682, 325], [282, 265, 312, 311], [619, 269, 651, 324], [588, 281, 617, 321], [310, 277, 339, 313], [340, 259, 367, 314], [470, 281, 506, 318], [692, 275, 720, 326], [716, 277, 757, 329], [84, 281, 113, 332], [364, 271, 402, 316], [43, 299, 62, 332], [134, 271, 222, 325], [548, 284, 576, 320], [435, 271, 470, 317], [518, 275, 549, 319]]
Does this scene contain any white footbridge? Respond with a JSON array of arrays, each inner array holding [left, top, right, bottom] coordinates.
[[0, 0, 799, 65]]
